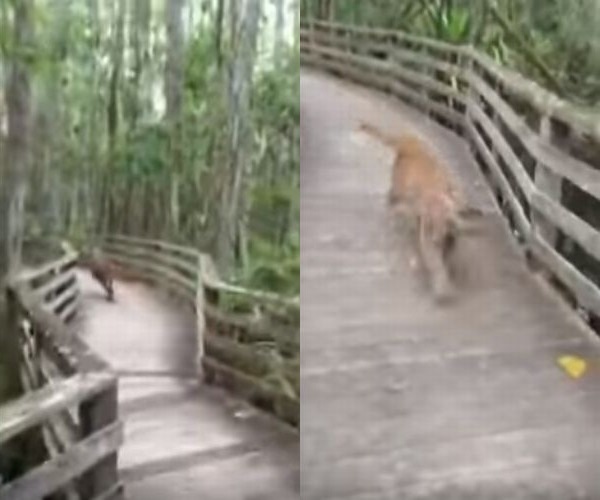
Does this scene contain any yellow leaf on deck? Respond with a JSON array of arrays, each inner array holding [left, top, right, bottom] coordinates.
[[557, 355, 587, 379]]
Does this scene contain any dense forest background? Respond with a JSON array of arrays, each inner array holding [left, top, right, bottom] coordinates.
[[301, 0, 600, 107], [0, 0, 300, 295], [0, 0, 299, 453]]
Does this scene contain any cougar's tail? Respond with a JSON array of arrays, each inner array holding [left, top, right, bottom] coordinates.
[[358, 121, 399, 149]]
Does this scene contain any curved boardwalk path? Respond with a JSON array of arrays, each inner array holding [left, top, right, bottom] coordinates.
[[300, 69, 600, 499], [76, 271, 299, 500]]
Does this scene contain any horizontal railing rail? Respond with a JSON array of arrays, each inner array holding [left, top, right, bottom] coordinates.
[[101, 234, 299, 426], [1, 250, 123, 500], [301, 19, 600, 324]]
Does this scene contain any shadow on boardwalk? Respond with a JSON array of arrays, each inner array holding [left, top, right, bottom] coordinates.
[[300, 69, 600, 500], [76, 270, 299, 500]]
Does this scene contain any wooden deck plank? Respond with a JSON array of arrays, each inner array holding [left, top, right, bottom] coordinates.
[[76, 271, 298, 499], [300, 69, 600, 499]]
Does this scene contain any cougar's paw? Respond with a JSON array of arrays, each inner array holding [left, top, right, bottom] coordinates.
[[431, 273, 455, 306]]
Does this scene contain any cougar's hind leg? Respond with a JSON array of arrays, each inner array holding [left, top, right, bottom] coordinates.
[[387, 189, 396, 206], [105, 278, 115, 302], [418, 217, 453, 304]]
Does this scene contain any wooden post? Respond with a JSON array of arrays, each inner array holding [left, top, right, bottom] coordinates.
[[532, 114, 562, 248], [0, 287, 23, 402], [196, 255, 206, 380], [0, 288, 23, 480], [463, 47, 478, 147], [78, 384, 122, 499], [308, 19, 315, 56]]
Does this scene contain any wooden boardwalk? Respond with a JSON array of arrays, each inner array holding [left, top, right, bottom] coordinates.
[[300, 70, 600, 499], [76, 271, 299, 500]]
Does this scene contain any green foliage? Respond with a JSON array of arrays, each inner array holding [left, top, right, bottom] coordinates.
[[313, 0, 600, 105], [7, 0, 299, 299], [116, 124, 170, 180], [421, 2, 472, 43]]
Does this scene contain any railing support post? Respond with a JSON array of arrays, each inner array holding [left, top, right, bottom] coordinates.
[[0, 287, 23, 402], [532, 114, 562, 250], [78, 384, 121, 499], [196, 255, 206, 380]]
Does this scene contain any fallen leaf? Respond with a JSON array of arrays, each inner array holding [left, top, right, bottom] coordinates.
[[557, 355, 587, 379]]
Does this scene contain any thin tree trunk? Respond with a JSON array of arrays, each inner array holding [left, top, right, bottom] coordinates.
[[217, 0, 262, 273], [274, 0, 285, 68], [215, 0, 225, 68], [0, 0, 35, 476], [293, 0, 300, 52], [129, 0, 150, 129], [1, 0, 33, 286], [102, 0, 126, 232]]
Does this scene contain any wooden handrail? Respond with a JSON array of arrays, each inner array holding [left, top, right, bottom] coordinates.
[[100, 234, 299, 426], [1, 251, 123, 499], [301, 20, 600, 137], [301, 20, 600, 323], [102, 234, 299, 309], [0, 372, 116, 445]]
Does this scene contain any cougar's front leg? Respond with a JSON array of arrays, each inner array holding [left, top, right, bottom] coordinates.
[[105, 278, 114, 302], [418, 217, 453, 304]]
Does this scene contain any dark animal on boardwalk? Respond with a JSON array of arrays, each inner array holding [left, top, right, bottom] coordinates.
[[79, 252, 115, 302]]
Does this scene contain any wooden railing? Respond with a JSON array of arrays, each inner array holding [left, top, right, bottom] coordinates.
[[301, 19, 600, 323], [0, 250, 123, 500], [101, 234, 300, 426]]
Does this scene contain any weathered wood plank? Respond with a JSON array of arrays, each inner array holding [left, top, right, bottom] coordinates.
[[103, 252, 196, 295], [392, 47, 464, 80], [202, 357, 299, 427], [104, 234, 199, 259], [37, 325, 105, 376], [0, 372, 115, 444], [469, 47, 600, 141], [204, 303, 298, 346], [310, 19, 398, 39], [59, 298, 79, 324], [204, 334, 276, 379], [15, 287, 108, 375], [530, 232, 600, 315], [468, 100, 536, 200], [532, 115, 561, 246], [467, 70, 600, 201], [14, 251, 78, 288], [310, 19, 465, 55], [0, 421, 122, 500], [308, 44, 393, 76], [102, 241, 197, 277], [78, 386, 119, 498], [531, 190, 600, 266], [465, 120, 531, 238], [308, 29, 390, 57], [33, 269, 77, 302], [388, 58, 464, 101], [90, 481, 124, 500], [315, 52, 393, 94], [44, 285, 79, 317]]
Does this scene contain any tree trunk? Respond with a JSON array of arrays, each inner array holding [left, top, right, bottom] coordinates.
[[1, 0, 33, 279], [0, 0, 34, 478], [217, 0, 261, 273], [215, 0, 225, 68], [165, 0, 185, 235], [102, 0, 126, 233], [293, 0, 300, 52], [274, 0, 285, 68], [128, 0, 151, 129]]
